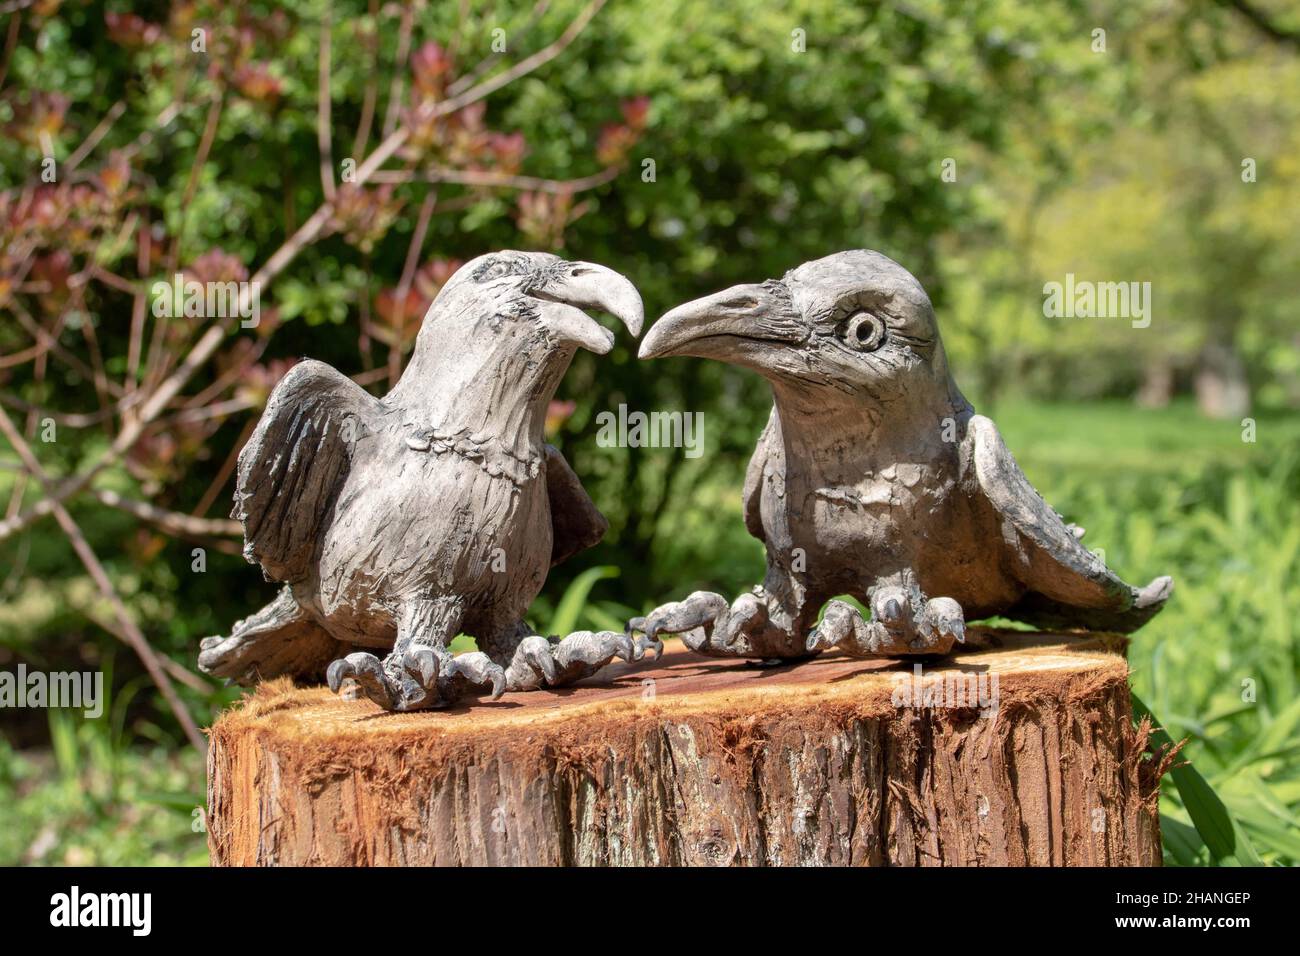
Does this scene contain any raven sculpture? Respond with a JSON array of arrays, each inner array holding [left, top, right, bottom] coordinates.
[[199, 252, 652, 710], [629, 249, 1172, 661]]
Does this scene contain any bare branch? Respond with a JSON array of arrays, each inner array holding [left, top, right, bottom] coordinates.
[[447, 0, 552, 97], [192, 418, 255, 518], [317, 4, 336, 202], [166, 89, 225, 276], [1215, 0, 1300, 47], [9, 299, 124, 394], [388, 191, 436, 385], [380, 0, 417, 138], [356, 0, 609, 185], [154, 396, 256, 427], [91, 488, 242, 538], [83, 609, 214, 693], [351, 0, 381, 158], [0, 10, 21, 94], [125, 222, 150, 391], [0, 390, 144, 427], [0, 403, 206, 752], [371, 163, 620, 193], [64, 100, 126, 174]]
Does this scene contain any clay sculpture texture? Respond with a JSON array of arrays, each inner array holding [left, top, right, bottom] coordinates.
[[630, 249, 1173, 661], [198, 252, 653, 710]]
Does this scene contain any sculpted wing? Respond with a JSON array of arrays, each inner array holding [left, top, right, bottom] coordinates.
[[544, 444, 609, 567], [233, 359, 381, 583], [742, 410, 778, 543], [967, 414, 1171, 632]]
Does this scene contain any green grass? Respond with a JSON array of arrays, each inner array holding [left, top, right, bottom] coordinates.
[[2, 399, 1297, 865], [0, 713, 206, 866]]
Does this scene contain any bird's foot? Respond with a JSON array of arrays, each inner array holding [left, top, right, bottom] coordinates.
[[505, 631, 659, 692], [807, 587, 965, 658], [627, 588, 802, 658], [326, 647, 505, 711]]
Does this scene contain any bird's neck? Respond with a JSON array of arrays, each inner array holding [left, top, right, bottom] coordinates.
[[769, 383, 971, 483], [387, 343, 574, 458]]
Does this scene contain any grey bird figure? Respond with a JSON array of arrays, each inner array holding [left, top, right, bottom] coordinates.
[[198, 252, 654, 710], [629, 250, 1172, 661]]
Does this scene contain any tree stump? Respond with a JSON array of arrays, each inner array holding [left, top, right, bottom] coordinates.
[[207, 629, 1162, 866]]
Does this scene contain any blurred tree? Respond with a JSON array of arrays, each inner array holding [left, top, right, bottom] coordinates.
[[943, 0, 1300, 416]]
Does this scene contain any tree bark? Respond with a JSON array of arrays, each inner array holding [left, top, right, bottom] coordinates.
[[207, 629, 1163, 866]]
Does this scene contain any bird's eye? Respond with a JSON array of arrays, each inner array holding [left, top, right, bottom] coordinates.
[[841, 311, 886, 351]]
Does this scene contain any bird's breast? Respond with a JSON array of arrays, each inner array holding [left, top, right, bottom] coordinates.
[[767, 464, 955, 565], [315, 439, 551, 618]]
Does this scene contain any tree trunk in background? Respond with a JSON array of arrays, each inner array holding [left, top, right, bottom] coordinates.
[[1196, 342, 1251, 419], [208, 631, 1164, 866], [1136, 359, 1175, 408]]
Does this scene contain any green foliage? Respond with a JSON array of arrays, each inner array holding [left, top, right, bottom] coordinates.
[[0, 688, 206, 866]]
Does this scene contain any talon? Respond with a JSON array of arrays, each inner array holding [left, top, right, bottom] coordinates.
[[630, 621, 664, 660], [407, 647, 439, 686], [631, 631, 662, 660], [488, 664, 507, 700], [529, 639, 558, 684], [615, 631, 637, 662], [326, 658, 351, 693], [883, 598, 902, 621], [329, 652, 396, 708]]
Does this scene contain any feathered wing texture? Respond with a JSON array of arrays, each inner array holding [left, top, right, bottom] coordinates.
[[544, 444, 609, 567], [967, 414, 1172, 632], [742, 410, 777, 544], [233, 359, 382, 583]]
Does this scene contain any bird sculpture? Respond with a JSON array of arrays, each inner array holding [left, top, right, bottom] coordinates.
[[198, 252, 653, 710], [629, 249, 1172, 661]]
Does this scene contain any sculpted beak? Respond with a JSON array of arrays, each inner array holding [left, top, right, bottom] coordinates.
[[638, 281, 805, 363], [535, 261, 644, 355]]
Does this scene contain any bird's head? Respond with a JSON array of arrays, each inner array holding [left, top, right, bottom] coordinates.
[[640, 250, 966, 417], [393, 251, 642, 427], [416, 250, 643, 357]]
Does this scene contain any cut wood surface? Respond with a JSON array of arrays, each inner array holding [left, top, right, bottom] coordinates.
[[207, 628, 1163, 866]]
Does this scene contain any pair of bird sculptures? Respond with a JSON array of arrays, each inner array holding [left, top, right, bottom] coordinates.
[[198, 249, 1173, 712]]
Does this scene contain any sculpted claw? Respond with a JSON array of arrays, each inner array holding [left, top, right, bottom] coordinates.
[[326, 658, 348, 693]]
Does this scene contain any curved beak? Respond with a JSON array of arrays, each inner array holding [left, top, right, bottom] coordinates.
[[535, 261, 644, 355], [639, 281, 804, 362]]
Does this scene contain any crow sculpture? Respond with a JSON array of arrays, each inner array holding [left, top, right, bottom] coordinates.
[[629, 249, 1172, 661], [199, 252, 654, 710]]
